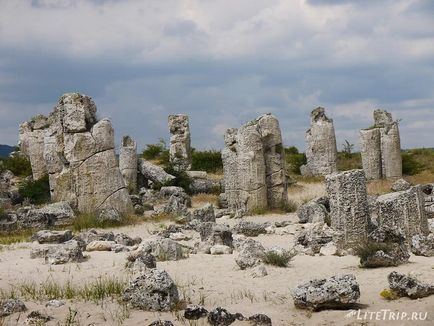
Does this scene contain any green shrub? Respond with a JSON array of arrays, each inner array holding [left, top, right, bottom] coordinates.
[[163, 165, 193, 194], [263, 250, 296, 267], [0, 155, 32, 176], [337, 152, 362, 171], [191, 150, 223, 173], [285, 147, 306, 175], [402, 152, 425, 175], [141, 139, 170, 165], [354, 240, 394, 267], [18, 175, 50, 204]]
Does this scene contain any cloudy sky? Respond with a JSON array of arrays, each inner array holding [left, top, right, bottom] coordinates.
[[0, 0, 433, 152]]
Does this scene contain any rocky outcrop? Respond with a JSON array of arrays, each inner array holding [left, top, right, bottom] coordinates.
[[297, 197, 329, 224], [292, 274, 360, 311], [192, 203, 216, 222], [304, 108, 337, 176], [119, 136, 137, 193], [221, 114, 288, 214], [18, 202, 75, 229], [138, 237, 185, 261], [235, 238, 266, 269], [360, 109, 402, 180], [325, 170, 369, 247], [32, 230, 72, 244], [123, 269, 179, 311], [388, 271, 434, 299], [411, 233, 434, 257], [184, 305, 208, 320], [168, 114, 191, 172], [41, 93, 133, 214]]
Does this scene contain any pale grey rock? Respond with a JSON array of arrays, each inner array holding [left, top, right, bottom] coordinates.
[[114, 233, 141, 246], [138, 159, 175, 185], [0, 299, 27, 317], [360, 128, 382, 180], [86, 240, 115, 251], [388, 271, 434, 299], [192, 203, 215, 222], [20, 202, 75, 229], [73, 229, 115, 248], [126, 251, 156, 271], [45, 300, 65, 308], [199, 222, 233, 248], [168, 114, 192, 172], [326, 170, 369, 248], [296, 222, 335, 254], [190, 178, 221, 194], [210, 244, 232, 255], [96, 208, 122, 223], [391, 178, 411, 192], [222, 128, 241, 212], [119, 136, 138, 192], [44, 240, 84, 265], [138, 237, 185, 261], [235, 238, 266, 269], [32, 230, 72, 244], [411, 233, 434, 257], [297, 199, 328, 224], [251, 264, 268, 278], [376, 186, 429, 239], [123, 269, 179, 311], [292, 274, 360, 311], [186, 171, 207, 179], [305, 108, 337, 176], [232, 220, 268, 237]]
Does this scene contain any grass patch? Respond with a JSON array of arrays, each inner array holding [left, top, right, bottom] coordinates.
[[192, 193, 218, 207], [337, 152, 362, 171], [263, 250, 296, 267], [0, 229, 34, 245], [0, 276, 128, 304], [367, 179, 394, 195], [0, 155, 32, 177], [72, 213, 142, 232]]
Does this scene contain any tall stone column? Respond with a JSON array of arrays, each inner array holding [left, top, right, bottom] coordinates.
[[222, 128, 240, 212], [380, 122, 402, 178], [325, 169, 369, 247], [305, 107, 337, 176], [168, 114, 191, 172], [360, 128, 382, 180], [119, 135, 138, 193], [257, 114, 288, 209]]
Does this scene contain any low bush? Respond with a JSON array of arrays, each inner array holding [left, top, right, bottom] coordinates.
[[0, 155, 32, 176], [354, 240, 393, 266], [402, 152, 425, 175], [263, 249, 296, 267], [285, 147, 306, 175], [18, 174, 50, 204], [163, 164, 193, 194], [191, 150, 223, 173]]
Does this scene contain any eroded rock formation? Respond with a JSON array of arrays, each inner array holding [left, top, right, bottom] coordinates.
[[119, 135, 138, 193], [168, 114, 191, 172], [304, 108, 337, 176]]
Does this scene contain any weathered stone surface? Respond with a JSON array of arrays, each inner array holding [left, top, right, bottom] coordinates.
[[376, 186, 429, 239], [359, 225, 410, 268], [148, 321, 174, 326], [19, 116, 49, 180], [190, 178, 221, 194], [0, 299, 27, 317], [297, 198, 328, 224], [325, 170, 369, 247], [126, 251, 157, 271], [162, 192, 191, 216], [199, 222, 233, 248], [360, 128, 382, 180], [292, 274, 360, 311], [186, 171, 207, 179], [296, 223, 335, 254], [232, 220, 268, 237], [119, 136, 137, 192], [43, 240, 84, 265], [168, 114, 192, 172], [25, 311, 53, 324], [123, 269, 179, 311], [73, 229, 115, 248], [235, 238, 266, 269], [192, 203, 216, 222], [305, 108, 337, 176], [248, 314, 272, 326], [222, 128, 241, 212], [20, 202, 75, 229], [32, 230, 72, 244], [184, 305, 208, 320], [96, 207, 122, 223], [138, 159, 175, 185], [86, 240, 115, 251], [42, 93, 133, 215], [391, 178, 411, 192], [138, 237, 185, 261], [411, 233, 434, 257], [388, 271, 434, 299], [207, 307, 242, 326], [251, 264, 268, 278], [360, 109, 402, 180], [210, 245, 232, 255]]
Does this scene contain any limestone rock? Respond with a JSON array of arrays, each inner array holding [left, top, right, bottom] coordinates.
[[0, 299, 27, 317], [73, 229, 115, 248], [138, 237, 185, 261], [192, 203, 216, 222], [411, 234, 434, 257], [232, 220, 268, 237], [251, 264, 268, 278], [190, 178, 221, 194], [126, 251, 156, 271], [296, 222, 335, 254], [119, 136, 138, 192], [297, 198, 328, 224], [248, 314, 272, 326], [32, 230, 72, 244], [186, 171, 207, 179], [391, 178, 411, 192], [86, 240, 115, 251], [25, 311, 53, 324], [210, 245, 232, 255], [168, 114, 192, 172], [325, 170, 369, 247], [184, 305, 208, 320], [148, 321, 174, 326], [44, 240, 85, 265], [360, 128, 382, 180], [292, 274, 360, 311], [199, 222, 233, 248], [20, 202, 75, 229], [388, 271, 434, 299], [235, 238, 266, 269], [123, 269, 179, 311], [207, 307, 242, 326], [305, 108, 337, 176], [96, 208, 122, 223]]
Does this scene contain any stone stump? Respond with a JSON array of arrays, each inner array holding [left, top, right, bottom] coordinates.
[[119, 136, 138, 193]]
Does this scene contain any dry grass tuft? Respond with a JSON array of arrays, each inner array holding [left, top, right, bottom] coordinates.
[[367, 179, 394, 195], [192, 193, 219, 207]]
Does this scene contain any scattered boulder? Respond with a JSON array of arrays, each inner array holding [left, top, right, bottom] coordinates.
[[123, 269, 179, 311], [292, 274, 360, 311], [251, 264, 268, 278], [232, 220, 268, 237], [388, 271, 434, 299], [192, 203, 216, 222], [73, 229, 115, 248], [235, 238, 266, 269], [199, 222, 233, 248], [86, 240, 115, 251], [190, 179, 221, 194], [25, 311, 53, 324], [138, 237, 185, 261], [297, 198, 329, 224], [0, 299, 27, 317], [391, 178, 411, 192], [296, 223, 334, 254], [44, 240, 85, 265], [126, 251, 157, 271], [19, 202, 75, 229], [248, 314, 272, 326], [114, 233, 141, 246], [45, 300, 65, 308], [32, 230, 72, 244], [162, 192, 191, 215], [208, 307, 242, 326], [358, 226, 410, 268], [138, 159, 175, 185], [411, 233, 434, 257], [148, 321, 174, 326], [210, 245, 233, 255], [184, 305, 208, 320]]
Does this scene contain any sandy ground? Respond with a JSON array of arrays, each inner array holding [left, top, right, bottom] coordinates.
[[0, 183, 433, 325]]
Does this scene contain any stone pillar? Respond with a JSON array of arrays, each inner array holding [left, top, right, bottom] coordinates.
[[168, 114, 191, 172], [222, 128, 240, 212], [376, 186, 429, 239], [305, 107, 337, 176], [325, 169, 369, 247], [237, 122, 268, 212], [360, 128, 382, 180], [42, 93, 133, 214], [257, 114, 288, 209], [119, 136, 138, 193], [380, 122, 402, 178], [19, 115, 50, 180]]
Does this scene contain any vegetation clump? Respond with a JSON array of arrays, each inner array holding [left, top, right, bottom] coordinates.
[[18, 174, 50, 205]]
